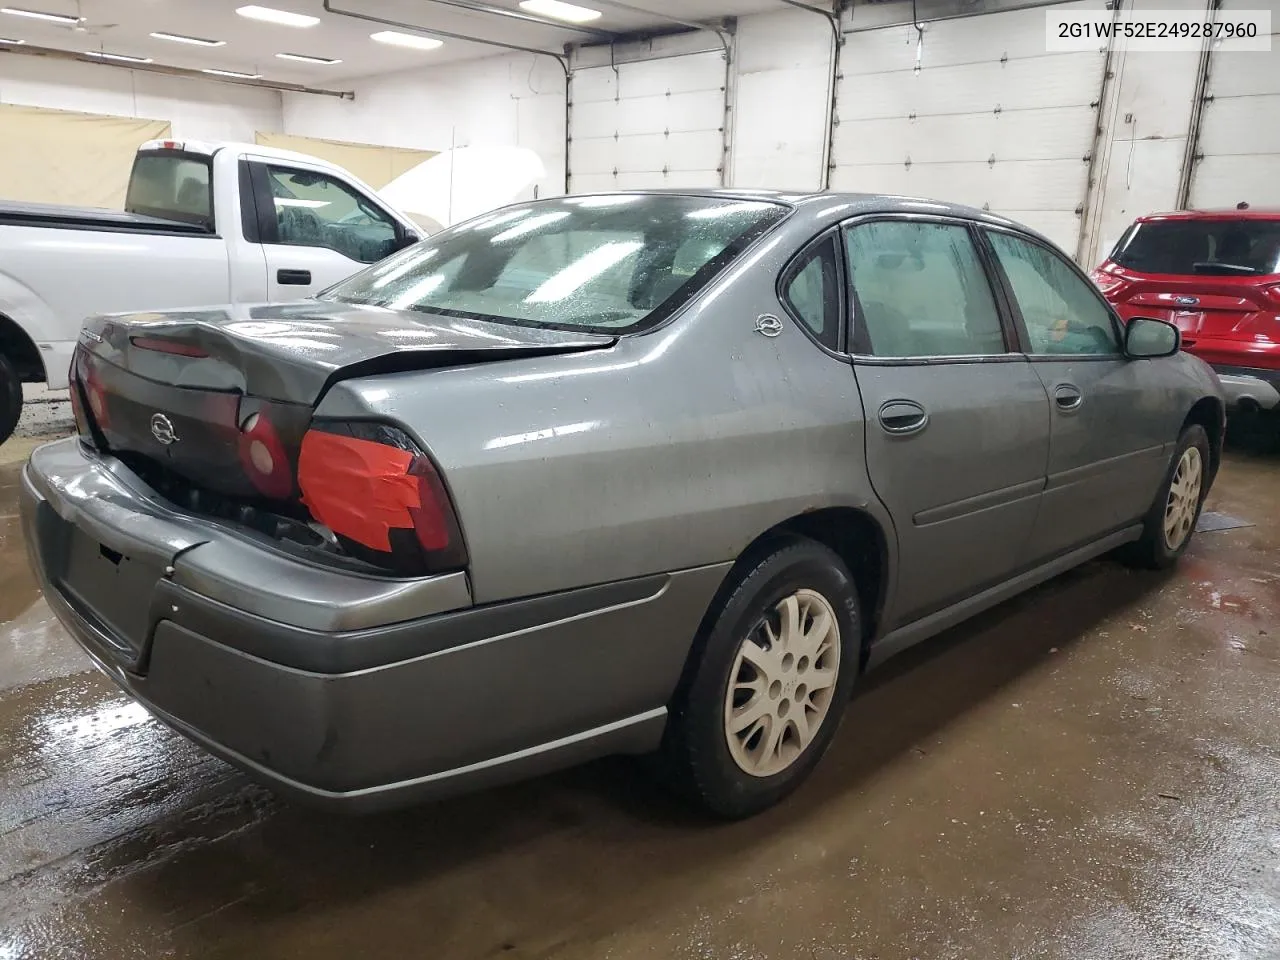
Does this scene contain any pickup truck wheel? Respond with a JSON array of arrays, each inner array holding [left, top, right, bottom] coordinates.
[[1121, 424, 1210, 570], [0, 352, 22, 445], [662, 540, 860, 819]]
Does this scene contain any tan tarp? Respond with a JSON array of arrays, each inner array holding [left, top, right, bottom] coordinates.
[[0, 103, 170, 208], [254, 132, 437, 190]]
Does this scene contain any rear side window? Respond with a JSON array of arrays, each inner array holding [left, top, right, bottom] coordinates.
[[1111, 219, 1280, 276], [782, 236, 841, 350], [844, 220, 1006, 357], [124, 153, 213, 228]]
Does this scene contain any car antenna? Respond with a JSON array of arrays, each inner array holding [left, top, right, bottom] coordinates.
[[1237, 201, 1250, 210]]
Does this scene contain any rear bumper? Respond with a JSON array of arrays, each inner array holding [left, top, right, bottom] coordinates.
[[1209, 364, 1280, 412], [21, 438, 724, 812]]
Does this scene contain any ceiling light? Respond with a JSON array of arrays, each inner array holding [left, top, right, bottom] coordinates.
[[275, 52, 341, 64], [151, 31, 226, 47], [236, 5, 320, 28], [0, 35, 24, 43], [517, 0, 602, 23], [0, 7, 83, 24], [202, 68, 263, 79], [370, 30, 443, 51], [85, 51, 154, 63]]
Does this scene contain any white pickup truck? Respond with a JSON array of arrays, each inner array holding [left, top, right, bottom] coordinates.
[[0, 138, 424, 442]]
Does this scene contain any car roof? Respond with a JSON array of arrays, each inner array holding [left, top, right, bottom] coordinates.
[[1134, 208, 1280, 222]]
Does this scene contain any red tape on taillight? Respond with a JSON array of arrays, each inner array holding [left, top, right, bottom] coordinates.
[[297, 427, 463, 568]]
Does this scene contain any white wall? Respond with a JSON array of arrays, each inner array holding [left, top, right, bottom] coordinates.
[[0, 55, 283, 141], [282, 53, 567, 203]]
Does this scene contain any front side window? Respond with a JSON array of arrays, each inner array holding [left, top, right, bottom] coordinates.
[[782, 236, 841, 350], [267, 166, 399, 264], [844, 220, 1006, 358], [988, 231, 1121, 356], [324, 195, 788, 333]]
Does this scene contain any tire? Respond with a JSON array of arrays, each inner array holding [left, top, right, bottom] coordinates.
[[1121, 424, 1210, 570], [662, 539, 861, 819], [0, 352, 22, 446]]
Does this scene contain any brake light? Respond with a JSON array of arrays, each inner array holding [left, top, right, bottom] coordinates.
[[1261, 282, 1280, 308], [297, 421, 467, 574], [68, 368, 90, 438], [1090, 269, 1128, 295], [131, 336, 209, 358], [81, 359, 110, 431]]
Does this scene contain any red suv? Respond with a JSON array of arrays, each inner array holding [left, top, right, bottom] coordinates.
[[1092, 209, 1280, 417]]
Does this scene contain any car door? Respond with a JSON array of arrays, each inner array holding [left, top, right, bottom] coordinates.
[[844, 217, 1052, 630], [981, 227, 1173, 563], [250, 162, 408, 300]]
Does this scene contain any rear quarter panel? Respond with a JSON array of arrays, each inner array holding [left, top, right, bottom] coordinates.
[[318, 213, 889, 604]]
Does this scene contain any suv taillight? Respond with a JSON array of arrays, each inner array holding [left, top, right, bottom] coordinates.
[[297, 420, 467, 576], [1089, 267, 1129, 296], [1260, 282, 1280, 308]]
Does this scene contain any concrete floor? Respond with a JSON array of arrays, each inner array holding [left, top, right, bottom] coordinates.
[[1, 436, 1278, 960]]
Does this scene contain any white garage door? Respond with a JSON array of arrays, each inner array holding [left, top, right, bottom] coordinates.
[[832, 0, 1108, 255], [568, 49, 728, 192], [1188, 0, 1280, 208]]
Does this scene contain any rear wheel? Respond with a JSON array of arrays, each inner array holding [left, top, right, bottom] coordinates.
[[0, 352, 22, 446], [662, 540, 860, 819], [1122, 424, 1209, 569]]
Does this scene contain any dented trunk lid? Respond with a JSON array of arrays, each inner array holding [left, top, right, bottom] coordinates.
[[73, 301, 614, 501]]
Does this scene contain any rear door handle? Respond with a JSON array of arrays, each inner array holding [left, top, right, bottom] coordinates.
[[878, 399, 929, 435], [1054, 383, 1084, 412], [277, 269, 312, 285]]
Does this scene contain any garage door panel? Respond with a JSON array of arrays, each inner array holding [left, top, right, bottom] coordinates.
[[572, 92, 723, 138], [1205, 43, 1280, 98], [990, 211, 1082, 253], [839, 53, 1101, 121], [609, 169, 720, 189], [834, 106, 1095, 164], [570, 51, 724, 103], [843, 1, 1103, 75], [1196, 94, 1280, 155], [1191, 156, 1280, 208], [830, 159, 1086, 212], [571, 131, 724, 175]]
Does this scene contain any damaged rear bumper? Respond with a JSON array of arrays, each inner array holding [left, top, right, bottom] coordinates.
[[21, 438, 722, 812]]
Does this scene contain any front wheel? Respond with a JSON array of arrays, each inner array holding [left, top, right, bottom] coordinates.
[[661, 540, 861, 819], [1121, 424, 1210, 569]]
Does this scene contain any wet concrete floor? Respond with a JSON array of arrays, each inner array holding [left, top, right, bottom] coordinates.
[[1, 440, 1278, 959]]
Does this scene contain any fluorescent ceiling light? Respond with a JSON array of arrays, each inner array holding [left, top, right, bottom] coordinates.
[[370, 30, 443, 51], [0, 36, 24, 43], [517, 0, 602, 23], [202, 68, 263, 79], [275, 52, 341, 64], [151, 31, 226, 47], [0, 7, 82, 24], [236, 5, 319, 28], [85, 51, 154, 64]]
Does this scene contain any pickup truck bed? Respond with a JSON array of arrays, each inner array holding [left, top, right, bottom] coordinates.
[[0, 200, 211, 236]]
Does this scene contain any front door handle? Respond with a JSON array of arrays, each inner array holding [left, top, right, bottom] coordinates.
[[878, 399, 929, 436], [1053, 384, 1084, 412], [277, 268, 312, 285]]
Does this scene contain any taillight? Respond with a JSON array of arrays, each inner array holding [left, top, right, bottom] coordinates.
[[237, 401, 294, 499], [80, 357, 110, 431], [297, 421, 467, 575], [1089, 268, 1128, 295], [1260, 282, 1280, 308]]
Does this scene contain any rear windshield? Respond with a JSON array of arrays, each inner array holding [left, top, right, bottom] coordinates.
[[1111, 219, 1280, 276], [322, 195, 788, 333], [124, 152, 214, 228]]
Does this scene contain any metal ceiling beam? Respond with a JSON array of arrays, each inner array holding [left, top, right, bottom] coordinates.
[[584, 0, 732, 50], [409, 0, 618, 41], [323, 0, 570, 76], [0, 43, 355, 98]]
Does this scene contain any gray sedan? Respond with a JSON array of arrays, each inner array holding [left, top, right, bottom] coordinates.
[[21, 191, 1224, 818]]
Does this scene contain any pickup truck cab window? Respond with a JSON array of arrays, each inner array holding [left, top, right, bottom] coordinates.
[[266, 166, 399, 265], [125, 153, 213, 229]]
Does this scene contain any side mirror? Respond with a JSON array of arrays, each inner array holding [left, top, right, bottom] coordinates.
[[1125, 316, 1180, 359]]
